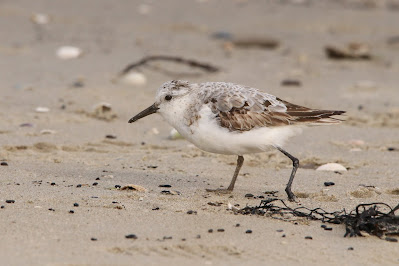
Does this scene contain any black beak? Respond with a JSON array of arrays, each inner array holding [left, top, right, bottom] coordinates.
[[128, 103, 159, 123]]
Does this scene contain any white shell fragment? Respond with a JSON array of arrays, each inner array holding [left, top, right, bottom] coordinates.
[[35, 106, 50, 113], [168, 128, 184, 140], [40, 129, 56, 135], [56, 46, 83, 60], [121, 72, 147, 86], [31, 13, 50, 25], [316, 163, 347, 172]]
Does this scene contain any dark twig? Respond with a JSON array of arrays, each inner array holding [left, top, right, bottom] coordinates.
[[119, 55, 220, 76]]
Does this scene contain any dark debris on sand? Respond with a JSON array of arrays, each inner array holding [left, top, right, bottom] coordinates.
[[238, 198, 399, 241]]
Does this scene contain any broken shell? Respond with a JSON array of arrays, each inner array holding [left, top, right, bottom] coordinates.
[[121, 184, 147, 192], [120, 72, 147, 86], [31, 13, 50, 25], [90, 102, 118, 121], [40, 129, 56, 135], [56, 46, 83, 60], [316, 163, 347, 172], [35, 107, 50, 113], [168, 128, 183, 140]]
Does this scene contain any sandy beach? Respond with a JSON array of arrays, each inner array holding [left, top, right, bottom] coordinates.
[[1, 0, 399, 265]]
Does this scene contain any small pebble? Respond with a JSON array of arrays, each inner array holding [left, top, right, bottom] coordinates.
[[0, 162, 8, 166], [125, 234, 138, 239], [187, 210, 197, 215], [245, 230, 253, 234], [324, 227, 333, 231], [73, 203, 79, 207], [196, 235, 201, 239], [235, 223, 240, 227], [324, 182, 335, 187], [163, 236, 172, 240], [305, 236, 313, 240], [95, 177, 100, 180], [387, 147, 396, 151], [76, 184, 82, 188], [281, 79, 302, 86], [385, 237, 398, 242], [152, 207, 160, 210], [50, 182, 56, 186], [105, 134, 117, 139], [91, 238, 97, 241], [20, 123, 33, 127], [48, 208, 55, 211], [159, 184, 172, 188], [217, 229, 225, 232], [321, 225, 327, 228], [282, 234, 286, 238], [181, 238, 186, 241], [115, 185, 121, 189], [92, 182, 98, 186], [208, 229, 213, 233], [6, 200, 15, 204], [348, 247, 354, 251], [72, 80, 84, 88], [147, 165, 158, 169], [276, 229, 284, 232], [69, 210, 74, 214], [1, 206, 4, 209], [244, 193, 254, 198]]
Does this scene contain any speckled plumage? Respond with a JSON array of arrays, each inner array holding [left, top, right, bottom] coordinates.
[[155, 80, 344, 134], [129, 80, 345, 200]]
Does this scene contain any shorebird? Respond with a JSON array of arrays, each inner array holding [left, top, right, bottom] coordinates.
[[129, 80, 345, 201]]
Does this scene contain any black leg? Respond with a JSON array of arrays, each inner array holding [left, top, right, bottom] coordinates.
[[206, 155, 244, 193], [276, 147, 299, 201], [227, 155, 244, 191]]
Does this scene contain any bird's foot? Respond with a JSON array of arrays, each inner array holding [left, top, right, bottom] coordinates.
[[286, 189, 296, 202], [206, 188, 233, 194]]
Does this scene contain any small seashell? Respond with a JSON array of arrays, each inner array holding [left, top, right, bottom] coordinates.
[[168, 128, 183, 140], [348, 139, 365, 146], [316, 163, 347, 172], [35, 106, 50, 113], [40, 129, 56, 135], [138, 4, 151, 14], [121, 72, 147, 86], [31, 13, 50, 25], [56, 46, 83, 60], [150, 128, 159, 135]]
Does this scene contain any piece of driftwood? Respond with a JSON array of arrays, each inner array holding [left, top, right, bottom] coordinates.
[[325, 43, 371, 60]]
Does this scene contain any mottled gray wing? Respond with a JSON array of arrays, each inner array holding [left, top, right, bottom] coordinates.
[[199, 82, 345, 131]]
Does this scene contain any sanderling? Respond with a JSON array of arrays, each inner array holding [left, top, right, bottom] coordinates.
[[129, 80, 345, 201]]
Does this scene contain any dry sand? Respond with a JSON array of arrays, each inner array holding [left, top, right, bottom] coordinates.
[[1, 0, 399, 265]]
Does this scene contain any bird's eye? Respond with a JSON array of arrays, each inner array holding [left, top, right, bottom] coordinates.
[[164, 95, 172, 101]]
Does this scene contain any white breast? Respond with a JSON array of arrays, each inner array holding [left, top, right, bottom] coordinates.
[[178, 105, 303, 155]]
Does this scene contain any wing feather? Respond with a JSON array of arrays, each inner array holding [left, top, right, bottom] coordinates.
[[198, 83, 345, 132]]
